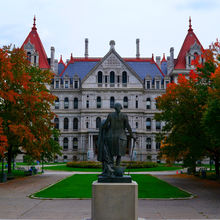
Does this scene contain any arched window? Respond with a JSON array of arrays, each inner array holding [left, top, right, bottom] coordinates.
[[64, 118, 69, 130], [63, 138, 68, 150], [74, 97, 78, 109], [73, 138, 78, 151], [73, 118, 78, 130], [96, 117, 101, 129], [146, 98, 151, 109], [146, 138, 151, 150], [54, 118, 59, 129], [156, 142, 161, 150], [110, 97, 115, 108], [123, 97, 128, 108], [27, 52, 31, 62], [110, 71, 115, 84], [156, 121, 161, 130], [122, 71, 127, 84], [55, 98, 59, 109], [64, 97, 69, 109], [97, 96, 101, 108], [98, 71, 103, 84], [63, 155, 68, 161], [146, 118, 151, 130]]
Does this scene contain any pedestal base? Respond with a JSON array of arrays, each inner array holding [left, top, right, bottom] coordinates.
[[98, 175, 131, 183], [92, 180, 138, 220]]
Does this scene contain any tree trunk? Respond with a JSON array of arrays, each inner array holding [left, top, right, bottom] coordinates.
[[214, 156, 219, 178], [7, 146, 12, 174]]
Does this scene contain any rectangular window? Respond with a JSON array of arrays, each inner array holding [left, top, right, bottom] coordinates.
[[136, 100, 138, 109], [156, 81, 160, 89], [55, 81, 59, 88], [105, 75, 108, 83], [147, 81, 150, 89], [74, 81, 78, 89], [86, 100, 89, 108], [65, 81, 68, 88], [117, 75, 120, 83]]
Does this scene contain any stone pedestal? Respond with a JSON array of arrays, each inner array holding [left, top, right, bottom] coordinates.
[[92, 180, 138, 220]]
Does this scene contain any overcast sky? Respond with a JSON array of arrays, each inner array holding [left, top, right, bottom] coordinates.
[[0, 0, 219, 61]]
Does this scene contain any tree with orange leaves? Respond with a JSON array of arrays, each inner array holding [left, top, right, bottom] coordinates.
[[0, 46, 61, 174], [155, 40, 220, 177]]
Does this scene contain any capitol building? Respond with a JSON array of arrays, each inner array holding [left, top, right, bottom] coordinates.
[[21, 17, 203, 162]]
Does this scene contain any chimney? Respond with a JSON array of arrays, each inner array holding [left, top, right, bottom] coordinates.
[[50, 46, 55, 71], [85, 38, 88, 58], [170, 47, 174, 62], [156, 56, 161, 69], [109, 40, 115, 50], [136, 38, 140, 58]]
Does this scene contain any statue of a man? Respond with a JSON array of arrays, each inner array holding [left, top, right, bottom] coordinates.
[[97, 103, 134, 177]]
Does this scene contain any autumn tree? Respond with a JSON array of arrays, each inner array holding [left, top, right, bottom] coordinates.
[[155, 40, 220, 176], [0, 46, 61, 174]]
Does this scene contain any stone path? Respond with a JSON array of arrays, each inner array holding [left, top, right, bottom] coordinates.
[[0, 171, 220, 219]]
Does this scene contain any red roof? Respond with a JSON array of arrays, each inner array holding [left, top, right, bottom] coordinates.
[[21, 17, 50, 69], [175, 18, 203, 69]]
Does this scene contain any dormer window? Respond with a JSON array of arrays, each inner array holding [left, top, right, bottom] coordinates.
[[98, 71, 103, 84], [146, 81, 150, 89], [27, 52, 31, 62], [110, 71, 115, 84], [65, 81, 69, 88], [74, 81, 78, 89], [34, 56, 37, 66], [122, 71, 127, 84], [188, 56, 191, 66]]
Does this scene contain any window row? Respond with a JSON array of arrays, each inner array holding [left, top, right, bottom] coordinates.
[[97, 71, 128, 84], [63, 137, 78, 150], [146, 138, 161, 150], [145, 80, 170, 90], [55, 97, 79, 109], [54, 118, 79, 130], [54, 79, 79, 89]]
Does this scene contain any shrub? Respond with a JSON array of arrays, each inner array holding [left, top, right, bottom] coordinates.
[[66, 161, 158, 169]]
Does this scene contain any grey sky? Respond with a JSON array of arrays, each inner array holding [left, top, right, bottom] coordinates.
[[0, 0, 219, 61]]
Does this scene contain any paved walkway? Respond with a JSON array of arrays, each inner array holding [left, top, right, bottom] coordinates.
[[0, 172, 220, 219]]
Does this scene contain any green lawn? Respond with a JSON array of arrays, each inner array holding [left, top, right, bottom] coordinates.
[[33, 174, 191, 199], [44, 164, 182, 172]]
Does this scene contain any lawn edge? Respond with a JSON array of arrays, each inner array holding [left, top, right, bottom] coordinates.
[[29, 174, 194, 200]]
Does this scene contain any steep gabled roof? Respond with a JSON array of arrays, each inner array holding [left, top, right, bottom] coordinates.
[[175, 17, 203, 70], [21, 17, 50, 69]]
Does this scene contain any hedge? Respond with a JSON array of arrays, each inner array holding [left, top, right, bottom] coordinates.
[[66, 161, 158, 169]]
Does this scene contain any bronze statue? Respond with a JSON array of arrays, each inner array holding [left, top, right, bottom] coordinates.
[[97, 103, 134, 178]]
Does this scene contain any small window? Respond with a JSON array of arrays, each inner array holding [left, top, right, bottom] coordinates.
[[73, 118, 78, 130], [86, 100, 89, 108], [110, 71, 115, 84], [74, 98, 78, 109], [146, 118, 151, 130], [105, 75, 108, 83], [136, 122, 138, 129], [98, 71, 103, 84], [146, 138, 152, 150], [123, 97, 128, 108], [136, 100, 138, 109], [27, 52, 31, 62], [146, 98, 151, 109], [110, 97, 115, 108], [63, 138, 68, 150], [96, 117, 101, 129], [74, 81, 78, 89], [86, 122, 89, 129], [188, 56, 191, 65], [156, 142, 161, 150], [34, 56, 37, 65], [55, 81, 59, 88], [122, 71, 127, 84], [156, 121, 161, 130], [64, 97, 69, 109], [54, 118, 59, 129], [156, 81, 160, 89], [64, 118, 69, 130], [117, 75, 120, 83], [146, 81, 150, 89], [65, 81, 68, 88], [97, 97, 101, 108], [73, 138, 78, 151], [55, 98, 59, 109]]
